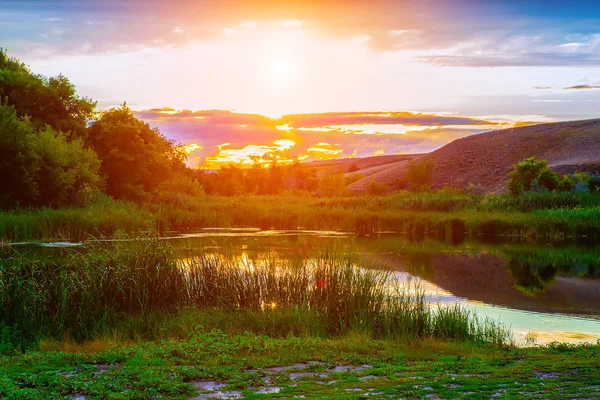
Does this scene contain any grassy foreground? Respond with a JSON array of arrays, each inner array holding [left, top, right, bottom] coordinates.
[[2, 191, 600, 242], [1, 237, 598, 399], [1, 333, 599, 399]]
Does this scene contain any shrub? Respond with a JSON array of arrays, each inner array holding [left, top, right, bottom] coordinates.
[[508, 157, 571, 195], [348, 163, 360, 173], [366, 180, 389, 195], [0, 101, 101, 208], [404, 159, 435, 191]]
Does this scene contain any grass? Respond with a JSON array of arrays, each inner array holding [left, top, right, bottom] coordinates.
[[0, 332, 598, 399], [2, 190, 600, 242], [0, 239, 511, 352]]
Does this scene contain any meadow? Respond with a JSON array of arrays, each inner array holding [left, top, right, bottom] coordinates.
[[2, 331, 600, 399]]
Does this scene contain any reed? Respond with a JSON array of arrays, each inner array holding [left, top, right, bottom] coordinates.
[[2, 191, 600, 242], [0, 240, 511, 351]]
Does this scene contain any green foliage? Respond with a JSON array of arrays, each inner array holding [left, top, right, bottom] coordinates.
[[0, 101, 101, 208], [4, 190, 600, 242], [507, 157, 570, 195], [30, 126, 102, 206], [508, 157, 547, 194], [0, 49, 96, 140], [1, 331, 599, 399], [0, 100, 40, 207], [536, 169, 560, 192], [366, 180, 389, 195], [404, 158, 435, 191], [87, 104, 195, 202], [318, 173, 347, 197]]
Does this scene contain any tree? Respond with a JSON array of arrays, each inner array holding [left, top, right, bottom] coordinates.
[[0, 49, 96, 140], [318, 173, 346, 197], [0, 100, 101, 208], [507, 157, 547, 195], [87, 104, 178, 202], [30, 126, 101, 206], [405, 159, 435, 191], [508, 157, 568, 195], [0, 100, 40, 207], [536, 168, 561, 192], [366, 180, 388, 195]]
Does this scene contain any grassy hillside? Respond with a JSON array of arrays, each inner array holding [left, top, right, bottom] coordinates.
[[306, 154, 416, 177], [347, 119, 600, 193]]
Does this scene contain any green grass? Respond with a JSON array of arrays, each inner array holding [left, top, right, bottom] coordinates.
[[0, 332, 598, 399], [0, 240, 511, 351], [2, 191, 600, 242]]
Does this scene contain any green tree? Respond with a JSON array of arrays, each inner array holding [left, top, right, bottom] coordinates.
[[30, 126, 101, 206], [536, 168, 561, 192], [0, 49, 96, 140], [318, 173, 346, 197], [405, 159, 435, 191], [508, 157, 570, 195], [87, 104, 178, 202], [507, 157, 547, 195], [0, 101, 40, 207], [0, 100, 101, 208], [366, 180, 389, 195]]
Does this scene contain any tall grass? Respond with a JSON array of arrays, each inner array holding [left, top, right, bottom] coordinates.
[[2, 191, 600, 242], [0, 240, 511, 351], [0, 194, 153, 242]]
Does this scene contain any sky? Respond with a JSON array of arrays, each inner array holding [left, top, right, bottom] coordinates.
[[1, 0, 600, 167]]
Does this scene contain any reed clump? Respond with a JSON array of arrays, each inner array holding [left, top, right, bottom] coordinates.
[[0, 240, 511, 351]]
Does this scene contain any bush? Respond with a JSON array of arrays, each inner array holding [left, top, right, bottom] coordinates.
[[0, 101, 101, 208], [318, 173, 346, 197], [404, 159, 435, 191], [508, 157, 571, 195], [348, 163, 360, 173], [366, 180, 389, 195]]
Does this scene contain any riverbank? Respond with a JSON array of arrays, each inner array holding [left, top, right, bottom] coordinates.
[[2, 332, 599, 399], [2, 191, 600, 242]]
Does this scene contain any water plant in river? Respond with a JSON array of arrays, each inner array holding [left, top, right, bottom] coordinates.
[[0, 239, 511, 351]]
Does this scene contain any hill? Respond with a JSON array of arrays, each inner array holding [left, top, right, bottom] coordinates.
[[305, 154, 418, 177], [346, 118, 600, 193]]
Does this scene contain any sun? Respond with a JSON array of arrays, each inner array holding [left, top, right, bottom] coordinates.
[[264, 56, 296, 90]]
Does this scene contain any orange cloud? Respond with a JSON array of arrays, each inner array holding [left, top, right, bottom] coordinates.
[[134, 108, 510, 169]]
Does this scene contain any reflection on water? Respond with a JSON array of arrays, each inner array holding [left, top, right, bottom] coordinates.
[[13, 228, 600, 346]]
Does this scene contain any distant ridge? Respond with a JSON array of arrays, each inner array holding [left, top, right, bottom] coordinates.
[[345, 118, 600, 193]]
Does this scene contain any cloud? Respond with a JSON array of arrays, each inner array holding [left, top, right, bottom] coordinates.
[[282, 112, 497, 128], [133, 107, 506, 168], [419, 52, 600, 67], [533, 86, 552, 89], [415, 32, 600, 67], [564, 84, 600, 89], [7, 0, 600, 68]]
